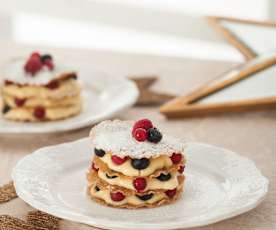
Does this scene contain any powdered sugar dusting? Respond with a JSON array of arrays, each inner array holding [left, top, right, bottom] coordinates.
[[1, 57, 75, 85], [90, 120, 186, 158]]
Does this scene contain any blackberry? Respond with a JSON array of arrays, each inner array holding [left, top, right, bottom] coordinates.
[[94, 148, 105, 157], [147, 128, 162, 143], [2, 104, 11, 114], [40, 54, 52, 63]]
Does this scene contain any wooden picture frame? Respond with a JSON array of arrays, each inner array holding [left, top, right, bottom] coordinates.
[[207, 16, 276, 60], [160, 55, 276, 118]]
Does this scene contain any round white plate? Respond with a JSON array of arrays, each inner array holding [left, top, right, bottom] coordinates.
[[12, 138, 268, 230], [0, 70, 138, 134]]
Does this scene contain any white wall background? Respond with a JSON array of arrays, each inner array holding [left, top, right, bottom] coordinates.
[[0, 0, 274, 62]]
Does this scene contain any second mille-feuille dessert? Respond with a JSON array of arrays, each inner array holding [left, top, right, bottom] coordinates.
[[87, 119, 186, 208], [1, 51, 82, 122]]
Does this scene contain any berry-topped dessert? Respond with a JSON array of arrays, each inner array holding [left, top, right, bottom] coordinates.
[[87, 119, 186, 208], [0, 51, 82, 121]]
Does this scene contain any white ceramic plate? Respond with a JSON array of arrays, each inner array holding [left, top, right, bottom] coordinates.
[[0, 69, 138, 134], [12, 138, 268, 230]]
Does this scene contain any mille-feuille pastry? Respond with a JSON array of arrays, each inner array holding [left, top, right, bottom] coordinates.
[[87, 119, 186, 209], [0, 52, 82, 122]]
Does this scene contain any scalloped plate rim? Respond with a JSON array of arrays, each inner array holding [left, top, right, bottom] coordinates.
[[12, 139, 269, 230]]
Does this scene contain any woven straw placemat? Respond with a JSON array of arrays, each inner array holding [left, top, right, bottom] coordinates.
[[0, 181, 60, 230]]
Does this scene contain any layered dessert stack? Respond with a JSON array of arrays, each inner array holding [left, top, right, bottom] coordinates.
[[1, 52, 82, 122], [87, 119, 186, 208]]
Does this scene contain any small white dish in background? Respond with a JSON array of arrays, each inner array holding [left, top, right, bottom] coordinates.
[[12, 138, 268, 230], [0, 69, 138, 134]]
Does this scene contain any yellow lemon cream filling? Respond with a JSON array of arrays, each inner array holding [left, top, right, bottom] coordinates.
[[99, 153, 173, 177], [98, 170, 179, 191]]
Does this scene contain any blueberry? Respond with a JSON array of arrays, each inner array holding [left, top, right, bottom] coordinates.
[[106, 173, 118, 179], [71, 73, 78, 80], [94, 148, 105, 157], [156, 173, 171, 181], [2, 104, 11, 114], [131, 158, 150, 170], [147, 128, 162, 143], [40, 54, 52, 63], [136, 193, 153, 201], [94, 186, 100, 192]]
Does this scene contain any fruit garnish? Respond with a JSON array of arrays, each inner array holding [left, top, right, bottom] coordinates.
[[132, 119, 163, 143], [91, 162, 99, 171], [2, 104, 11, 114], [170, 153, 182, 164], [44, 59, 54, 71], [156, 173, 171, 181], [178, 165, 185, 173], [132, 119, 153, 135], [94, 148, 106, 157], [165, 188, 177, 198], [111, 155, 128, 165], [147, 127, 162, 143], [46, 80, 59, 89], [33, 106, 46, 119], [110, 191, 125, 201], [133, 177, 147, 192], [131, 158, 150, 170], [24, 52, 55, 75], [14, 98, 26, 107], [133, 128, 148, 142], [30, 52, 40, 58], [24, 55, 43, 76], [136, 193, 153, 201], [40, 54, 52, 62]]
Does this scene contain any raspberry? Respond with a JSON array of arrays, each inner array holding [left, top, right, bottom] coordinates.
[[24, 56, 43, 76], [91, 162, 99, 171], [30, 52, 41, 59], [44, 59, 54, 70], [110, 191, 125, 202], [178, 165, 185, 173], [133, 177, 147, 192], [46, 80, 59, 90], [132, 119, 153, 136], [14, 98, 26, 107], [170, 153, 182, 164], [133, 128, 148, 142], [165, 188, 177, 198], [33, 106, 45, 120], [111, 155, 128, 165]]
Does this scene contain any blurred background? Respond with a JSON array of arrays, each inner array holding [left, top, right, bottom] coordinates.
[[1, 0, 275, 63]]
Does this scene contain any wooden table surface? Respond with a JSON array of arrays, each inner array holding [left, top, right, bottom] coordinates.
[[0, 41, 275, 230]]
